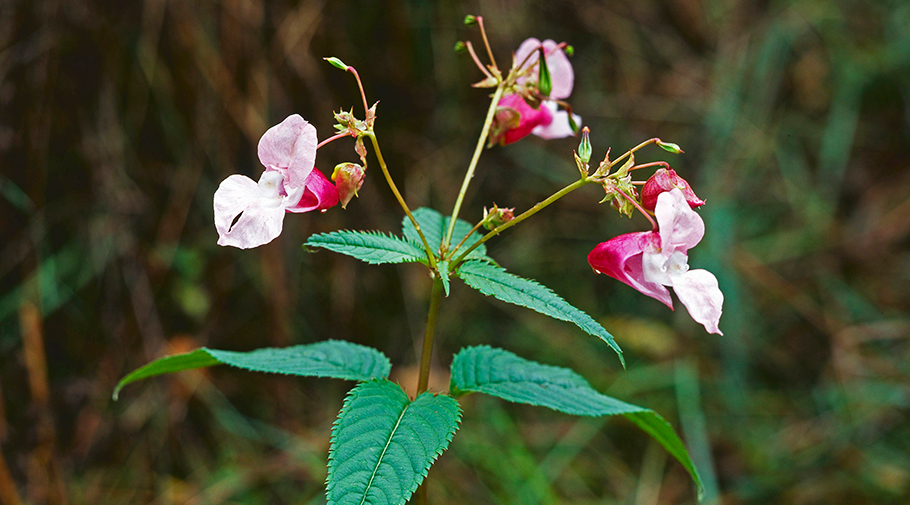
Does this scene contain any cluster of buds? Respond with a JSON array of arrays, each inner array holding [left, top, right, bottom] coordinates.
[[481, 204, 515, 230]]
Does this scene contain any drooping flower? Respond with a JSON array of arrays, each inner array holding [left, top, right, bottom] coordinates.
[[214, 114, 339, 249], [490, 38, 581, 145], [588, 188, 723, 334], [640, 168, 705, 211]]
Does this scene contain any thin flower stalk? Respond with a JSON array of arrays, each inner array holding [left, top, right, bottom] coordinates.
[[454, 177, 591, 265], [366, 132, 438, 268], [442, 85, 506, 250]]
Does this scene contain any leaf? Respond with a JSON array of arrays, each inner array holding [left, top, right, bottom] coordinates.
[[455, 260, 624, 366], [438, 260, 450, 297], [114, 340, 392, 399], [327, 379, 462, 505], [401, 207, 487, 259], [305, 230, 427, 265], [450, 346, 703, 499]]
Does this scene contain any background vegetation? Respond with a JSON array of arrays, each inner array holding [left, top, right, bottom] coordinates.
[[2, 0, 909, 503]]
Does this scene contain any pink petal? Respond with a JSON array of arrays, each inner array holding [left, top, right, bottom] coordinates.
[[671, 269, 724, 335], [497, 94, 553, 145], [655, 188, 704, 254], [640, 168, 705, 211], [588, 231, 673, 308], [531, 101, 580, 140], [513, 38, 574, 100], [213, 174, 287, 249], [286, 168, 339, 213], [257, 114, 317, 188]]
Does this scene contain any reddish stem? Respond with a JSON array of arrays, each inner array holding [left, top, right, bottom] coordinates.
[[628, 161, 670, 172], [476, 16, 499, 72], [616, 187, 657, 230], [346, 66, 370, 116], [466, 41, 493, 79], [316, 132, 351, 149]]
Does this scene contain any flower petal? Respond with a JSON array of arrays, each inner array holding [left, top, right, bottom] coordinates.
[[588, 231, 673, 308], [513, 38, 574, 100], [286, 168, 339, 213], [497, 94, 553, 145], [655, 188, 704, 254], [671, 269, 724, 335], [257, 114, 317, 188], [214, 174, 287, 249], [531, 101, 580, 140]]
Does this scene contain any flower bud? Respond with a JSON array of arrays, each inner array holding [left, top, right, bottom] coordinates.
[[656, 139, 684, 154], [324, 57, 349, 71], [464, 15, 477, 26], [482, 204, 515, 230], [578, 127, 592, 164], [331, 163, 366, 209], [640, 168, 705, 211], [537, 47, 552, 97], [454, 41, 467, 53]]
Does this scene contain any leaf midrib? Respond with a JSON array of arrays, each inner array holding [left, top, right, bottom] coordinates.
[[359, 401, 410, 505]]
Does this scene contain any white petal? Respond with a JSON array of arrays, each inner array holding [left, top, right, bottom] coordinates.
[[671, 269, 724, 335], [531, 102, 580, 140], [655, 188, 704, 253], [213, 174, 287, 249]]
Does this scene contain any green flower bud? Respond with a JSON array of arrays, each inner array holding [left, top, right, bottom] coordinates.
[[323, 57, 349, 70], [578, 127, 592, 164], [657, 139, 684, 154], [537, 47, 552, 97]]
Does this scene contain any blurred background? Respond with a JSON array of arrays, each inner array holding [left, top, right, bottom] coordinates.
[[2, 0, 909, 503]]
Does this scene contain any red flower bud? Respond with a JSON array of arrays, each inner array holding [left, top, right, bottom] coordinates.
[[640, 168, 705, 211], [331, 163, 365, 209]]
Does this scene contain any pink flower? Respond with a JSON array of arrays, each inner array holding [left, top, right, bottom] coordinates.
[[214, 114, 339, 249], [588, 189, 723, 334], [491, 38, 581, 145], [640, 168, 705, 211]]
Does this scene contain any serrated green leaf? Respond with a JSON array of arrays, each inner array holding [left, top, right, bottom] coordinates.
[[438, 260, 450, 297], [114, 340, 391, 400], [455, 260, 624, 366], [327, 379, 461, 505], [306, 230, 427, 265], [450, 346, 702, 499], [401, 207, 487, 259]]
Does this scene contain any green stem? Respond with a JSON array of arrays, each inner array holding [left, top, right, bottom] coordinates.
[[453, 177, 592, 265], [367, 132, 437, 268], [442, 85, 505, 251], [417, 278, 444, 394], [447, 219, 486, 259], [610, 138, 659, 169]]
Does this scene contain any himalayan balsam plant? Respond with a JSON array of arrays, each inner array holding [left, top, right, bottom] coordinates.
[[115, 16, 722, 504]]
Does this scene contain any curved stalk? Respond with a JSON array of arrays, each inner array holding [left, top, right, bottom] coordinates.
[[367, 132, 437, 268], [453, 177, 592, 265], [442, 85, 505, 251]]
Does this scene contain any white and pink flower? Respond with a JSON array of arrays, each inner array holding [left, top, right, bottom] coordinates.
[[491, 38, 581, 145], [214, 114, 338, 249], [588, 189, 723, 334]]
